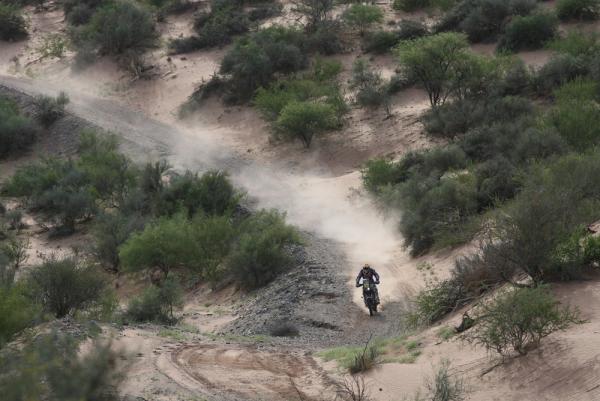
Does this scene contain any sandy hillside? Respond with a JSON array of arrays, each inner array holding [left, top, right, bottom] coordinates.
[[2, 1, 600, 401]]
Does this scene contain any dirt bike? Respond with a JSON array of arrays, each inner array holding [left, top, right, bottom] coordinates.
[[357, 278, 379, 316]]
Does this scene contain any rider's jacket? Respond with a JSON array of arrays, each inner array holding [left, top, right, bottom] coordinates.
[[356, 267, 380, 286]]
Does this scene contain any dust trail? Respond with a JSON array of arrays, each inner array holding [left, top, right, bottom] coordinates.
[[171, 129, 408, 304], [0, 74, 412, 305]]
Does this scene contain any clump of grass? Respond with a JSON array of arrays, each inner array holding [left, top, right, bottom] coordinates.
[[436, 325, 456, 341]]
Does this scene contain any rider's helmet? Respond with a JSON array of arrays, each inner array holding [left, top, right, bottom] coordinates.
[[363, 263, 370, 270]]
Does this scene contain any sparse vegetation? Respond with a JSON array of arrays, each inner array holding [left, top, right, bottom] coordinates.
[[467, 286, 583, 355], [35, 92, 70, 128], [414, 359, 465, 401]]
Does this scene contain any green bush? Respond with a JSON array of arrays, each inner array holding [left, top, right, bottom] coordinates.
[[557, 0, 600, 21], [342, 4, 383, 36], [228, 210, 300, 289], [26, 257, 107, 318], [125, 276, 183, 324], [498, 12, 558, 52], [219, 26, 308, 102], [119, 213, 235, 281], [350, 59, 390, 112], [393, 0, 430, 11], [364, 30, 399, 54], [169, 1, 250, 54], [35, 92, 69, 128], [0, 332, 124, 401], [159, 170, 239, 217], [0, 3, 28, 41], [80, 0, 158, 55], [546, 78, 600, 151], [276, 101, 337, 147], [534, 53, 588, 94], [0, 97, 39, 159], [547, 30, 600, 57], [395, 32, 470, 106], [92, 212, 146, 271], [362, 158, 407, 194], [468, 286, 582, 355], [0, 284, 39, 346], [119, 214, 201, 278]]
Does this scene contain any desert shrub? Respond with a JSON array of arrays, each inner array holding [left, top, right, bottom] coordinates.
[[228, 210, 300, 289], [276, 101, 337, 147], [547, 30, 600, 57], [468, 286, 582, 355], [35, 92, 69, 128], [407, 279, 467, 326], [304, 20, 344, 55], [546, 78, 600, 150], [423, 96, 532, 137], [414, 360, 465, 401], [364, 30, 399, 54], [254, 59, 345, 118], [534, 53, 588, 94], [0, 284, 39, 346], [0, 332, 124, 400], [393, 0, 430, 11], [498, 12, 558, 52], [119, 213, 236, 281], [0, 97, 39, 159], [557, 0, 600, 21], [362, 158, 408, 194], [79, 0, 158, 55], [26, 257, 107, 318], [350, 59, 390, 112], [292, 0, 334, 31], [474, 156, 519, 206], [158, 170, 239, 217], [219, 26, 308, 102], [37, 34, 68, 59], [0, 3, 28, 41], [481, 153, 600, 284], [92, 212, 146, 271], [169, 1, 250, 54], [436, 0, 536, 42], [397, 19, 429, 39], [343, 4, 383, 36], [395, 32, 470, 106], [125, 276, 183, 324], [119, 214, 200, 278], [348, 345, 379, 374]]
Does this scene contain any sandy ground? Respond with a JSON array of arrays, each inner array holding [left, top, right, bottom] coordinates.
[[3, 2, 600, 401]]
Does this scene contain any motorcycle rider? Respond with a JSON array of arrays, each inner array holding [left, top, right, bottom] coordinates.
[[356, 263, 380, 305]]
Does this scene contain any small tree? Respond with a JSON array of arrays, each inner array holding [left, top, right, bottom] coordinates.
[[395, 33, 470, 107], [82, 0, 158, 55], [350, 59, 391, 115], [92, 212, 145, 272], [343, 4, 383, 36], [292, 0, 334, 31], [119, 214, 199, 279], [228, 210, 300, 289], [467, 286, 583, 356], [27, 257, 107, 318], [125, 276, 183, 324], [276, 101, 337, 147]]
